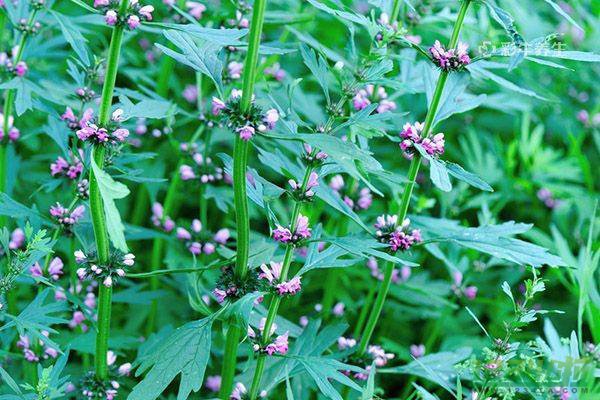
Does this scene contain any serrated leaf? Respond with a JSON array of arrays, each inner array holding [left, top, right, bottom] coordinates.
[[130, 316, 214, 400], [50, 10, 90, 66], [322, 235, 418, 266], [299, 44, 331, 103], [411, 216, 566, 267], [90, 151, 130, 252]]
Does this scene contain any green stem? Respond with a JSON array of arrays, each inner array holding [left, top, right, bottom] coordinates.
[[390, 0, 402, 23], [353, 283, 377, 338], [91, 0, 129, 380], [356, 0, 472, 357], [219, 0, 268, 396], [248, 168, 312, 400], [1, 8, 39, 227]]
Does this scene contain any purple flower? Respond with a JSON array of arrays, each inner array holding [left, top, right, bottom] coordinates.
[[368, 345, 394, 367], [464, 286, 478, 300], [237, 125, 255, 141], [127, 14, 140, 29], [186, 1, 207, 19], [177, 227, 191, 240], [263, 108, 279, 129], [429, 40, 471, 71], [14, 61, 27, 77], [259, 262, 282, 283], [276, 276, 302, 295], [294, 214, 311, 239], [211, 97, 226, 115], [230, 382, 247, 400], [138, 5, 154, 20], [213, 228, 230, 244], [332, 302, 345, 316], [410, 344, 426, 358], [183, 85, 197, 103], [30, 262, 43, 278], [337, 336, 357, 350], [227, 61, 243, 79], [189, 242, 202, 255], [48, 257, 64, 280], [118, 363, 132, 376], [9, 228, 25, 249], [205, 375, 221, 393], [180, 164, 196, 181], [272, 226, 292, 243], [265, 332, 289, 355], [105, 10, 118, 25]]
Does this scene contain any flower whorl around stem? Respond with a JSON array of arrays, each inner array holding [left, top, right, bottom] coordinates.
[[272, 214, 312, 245], [211, 90, 279, 141], [399, 121, 445, 160], [94, 0, 154, 30], [75, 249, 134, 287], [374, 215, 422, 252], [429, 40, 471, 71]]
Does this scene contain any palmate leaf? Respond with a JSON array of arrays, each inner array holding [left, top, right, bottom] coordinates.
[[411, 216, 566, 267], [130, 316, 214, 400], [299, 44, 331, 104], [380, 347, 472, 394], [414, 145, 493, 192], [322, 235, 418, 266], [49, 10, 90, 66], [91, 152, 130, 252], [1, 289, 68, 351], [156, 30, 225, 96], [251, 320, 363, 399]]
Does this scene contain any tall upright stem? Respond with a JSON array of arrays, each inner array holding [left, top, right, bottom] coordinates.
[[1, 8, 39, 227], [218, 0, 268, 397], [91, 0, 129, 380], [248, 168, 312, 400], [356, 0, 472, 357]]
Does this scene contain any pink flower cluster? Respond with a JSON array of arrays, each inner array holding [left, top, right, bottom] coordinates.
[[429, 40, 471, 71], [410, 343, 426, 358], [17, 332, 58, 362], [367, 344, 395, 367], [0, 112, 20, 143], [329, 174, 373, 211], [94, 0, 154, 30], [537, 188, 560, 209], [366, 257, 411, 283], [264, 62, 286, 81], [248, 318, 289, 356], [30, 257, 64, 281], [75, 250, 134, 287], [179, 151, 224, 183], [374, 215, 422, 252], [399, 121, 445, 159], [227, 61, 243, 80], [352, 84, 397, 114], [211, 89, 280, 141], [50, 152, 84, 180], [163, 0, 206, 20], [451, 270, 477, 300], [76, 109, 129, 144], [50, 203, 85, 227], [61, 107, 94, 130], [151, 202, 175, 232], [577, 109, 600, 128], [176, 219, 230, 256], [273, 214, 312, 244], [289, 171, 319, 199], [259, 262, 302, 296], [0, 47, 27, 77], [8, 228, 24, 250], [302, 143, 328, 164]]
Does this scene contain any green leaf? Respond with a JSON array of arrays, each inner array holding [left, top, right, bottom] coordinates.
[[305, 0, 370, 27], [289, 355, 364, 400], [1, 289, 68, 351], [381, 348, 472, 393], [50, 10, 90, 66], [91, 152, 130, 252], [322, 235, 418, 266], [415, 145, 493, 192], [543, 0, 583, 32], [411, 216, 566, 267], [156, 30, 224, 96], [0, 366, 23, 395], [299, 44, 331, 104], [360, 361, 377, 400], [130, 316, 214, 400], [0, 78, 35, 116], [118, 95, 174, 120], [468, 62, 546, 100]]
